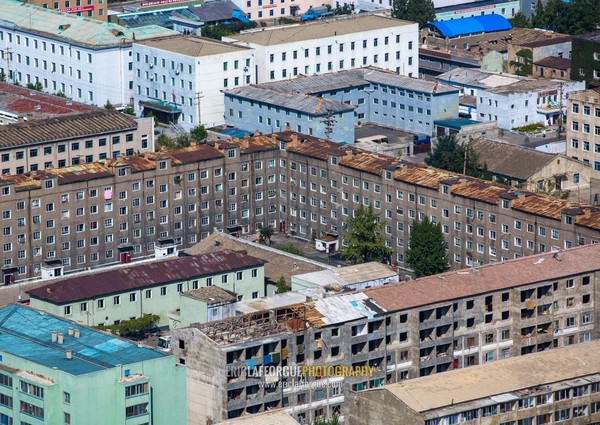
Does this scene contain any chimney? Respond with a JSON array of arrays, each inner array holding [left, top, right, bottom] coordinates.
[[68, 327, 74, 336], [57, 333, 64, 344], [242, 138, 250, 148], [66, 350, 72, 360], [74, 329, 80, 338], [51, 331, 57, 342], [584, 208, 592, 218]]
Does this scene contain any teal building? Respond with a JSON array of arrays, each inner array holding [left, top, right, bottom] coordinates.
[[0, 304, 186, 425]]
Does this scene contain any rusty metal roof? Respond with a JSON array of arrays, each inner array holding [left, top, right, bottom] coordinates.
[[27, 250, 266, 304], [364, 243, 600, 313], [183, 286, 237, 305], [0, 110, 137, 148]]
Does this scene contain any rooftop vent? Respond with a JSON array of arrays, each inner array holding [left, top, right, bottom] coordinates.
[[66, 350, 72, 360], [51, 330, 57, 342], [57, 333, 64, 344]]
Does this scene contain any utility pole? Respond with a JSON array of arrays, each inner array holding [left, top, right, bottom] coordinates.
[[558, 81, 564, 132], [320, 110, 337, 140], [194, 91, 204, 126], [3, 47, 12, 82]]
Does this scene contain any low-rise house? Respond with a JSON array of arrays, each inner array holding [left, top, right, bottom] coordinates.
[[27, 250, 266, 327], [291, 262, 399, 292], [533, 56, 572, 80], [471, 138, 593, 201]]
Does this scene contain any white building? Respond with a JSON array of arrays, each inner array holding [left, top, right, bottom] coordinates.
[[478, 78, 585, 130], [0, 0, 177, 107], [133, 35, 255, 130], [223, 14, 418, 83]]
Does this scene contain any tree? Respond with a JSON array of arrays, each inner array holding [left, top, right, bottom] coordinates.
[[510, 49, 533, 76], [393, 0, 435, 25], [190, 125, 208, 143], [313, 417, 340, 425], [425, 135, 481, 177], [104, 100, 114, 110], [509, 11, 531, 28], [276, 276, 290, 293], [0, 71, 5, 83], [26, 82, 43, 92], [122, 106, 135, 115], [96, 314, 159, 339], [156, 133, 177, 151], [259, 225, 274, 245], [405, 216, 449, 278], [340, 205, 391, 264], [175, 134, 193, 148]]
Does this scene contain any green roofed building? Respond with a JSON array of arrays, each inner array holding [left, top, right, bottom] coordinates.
[[0, 304, 186, 425]]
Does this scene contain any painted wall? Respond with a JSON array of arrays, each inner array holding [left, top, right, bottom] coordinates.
[[224, 94, 355, 143], [0, 350, 186, 425], [435, 0, 519, 21], [29, 265, 265, 328], [225, 21, 419, 83], [133, 43, 256, 130]]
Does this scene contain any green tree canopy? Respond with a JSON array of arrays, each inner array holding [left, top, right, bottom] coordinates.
[[405, 216, 449, 278], [259, 225, 274, 245], [510, 49, 533, 76], [425, 135, 482, 177], [340, 205, 391, 264], [392, 0, 435, 25], [190, 125, 208, 143], [532, 0, 599, 34], [509, 11, 531, 28], [97, 314, 159, 339]]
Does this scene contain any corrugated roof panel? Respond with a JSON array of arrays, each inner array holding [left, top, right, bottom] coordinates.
[[427, 15, 512, 38]]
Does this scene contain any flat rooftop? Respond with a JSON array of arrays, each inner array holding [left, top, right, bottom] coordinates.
[[217, 408, 299, 424], [183, 286, 236, 305], [0, 0, 177, 48], [0, 83, 97, 120], [134, 34, 250, 56], [0, 304, 164, 376], [226, 15, 414, 46], [382, 340, 600, 413], [437, 68, 524, 89]]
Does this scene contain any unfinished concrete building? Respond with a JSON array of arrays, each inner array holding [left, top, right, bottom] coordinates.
[[171, 243, 600, 424], [348, 341, 600, 425]]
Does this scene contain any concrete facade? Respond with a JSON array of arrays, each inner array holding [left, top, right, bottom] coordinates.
[[223, 15, 419, 83], [0, 113, 154, 175], [4, 132, 600, 281], [348, 341, 600, 425], [171, 244, 600, 424], [133, 35, 256, 130], [566, 89, 600, 175], [506, 36, 572, 76]]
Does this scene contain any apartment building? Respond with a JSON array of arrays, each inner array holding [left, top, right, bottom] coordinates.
[[0, 0, 177, 106], [566, 89, 600, 174], [0, 303, 186, 425], [3, 131, 600, 282], [348, 341, 600, 425], [171, 243, 600, 423], [570, 32, 600, 86], [224, 86, 356, 143], [133, 35, 255, 130], [225, 68, 459, 138], [0, 110, 153, 175], [27, 250, 266, 327], [19, 0, 109, 20], [230, 0, 326, 20], [223, 15, 419, 83]]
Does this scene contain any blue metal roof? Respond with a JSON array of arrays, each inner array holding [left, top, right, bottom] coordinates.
[[426, 15, 512, 38], [0, 304, 165, 376], [434, 118, 480, 129]]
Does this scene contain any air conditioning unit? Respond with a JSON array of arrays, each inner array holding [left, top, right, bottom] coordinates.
[[243, 67, 249, 72], [175, 70, 180, 75], [150, 75, 154, 81], [149, 64, 154, 68]]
